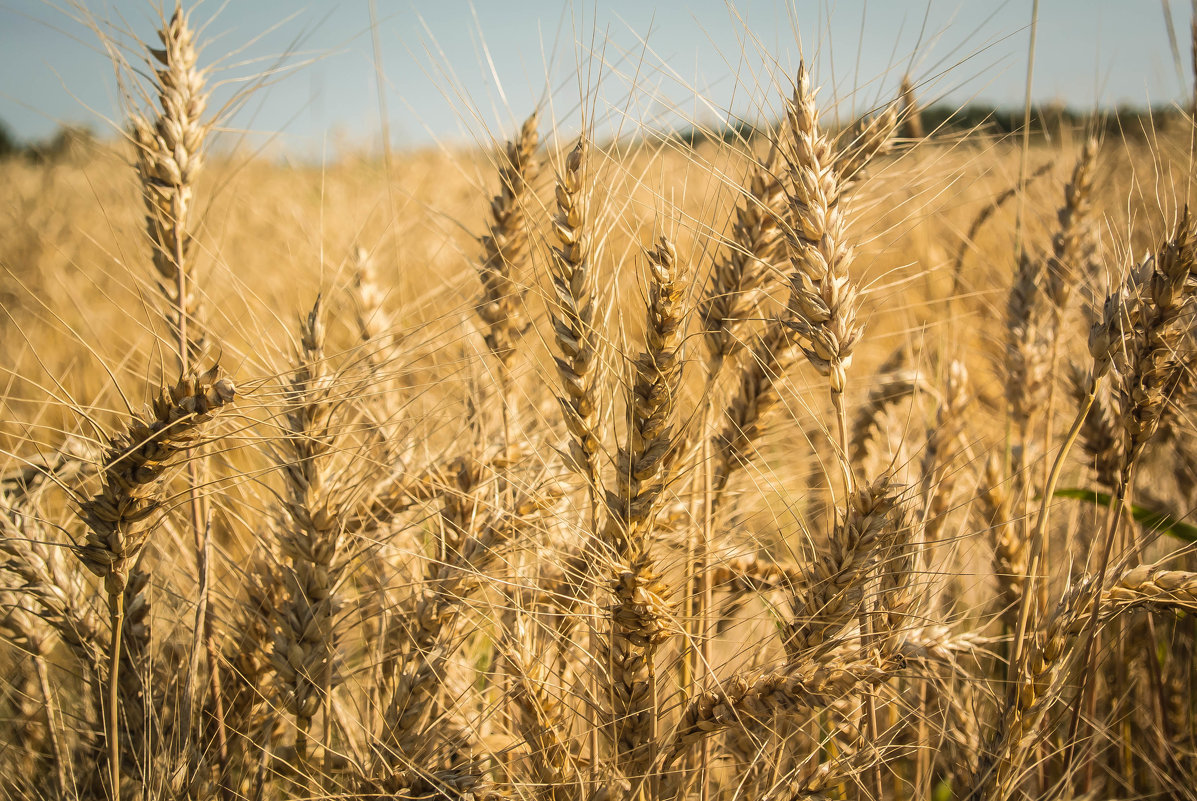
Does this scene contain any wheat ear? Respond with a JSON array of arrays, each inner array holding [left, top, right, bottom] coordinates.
[[269, 296, 352, 784], [132, 4, 210, 367], [783, 475, 906, 658], [548, 137, 604, 510], [699, 144, 787, 371], [477, 111, 539, 368], [601, 236, 687, 783]]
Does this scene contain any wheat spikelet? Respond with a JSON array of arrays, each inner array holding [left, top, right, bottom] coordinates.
[[1, 506, 102, 673], [970, 581, 1089, 801], [1005, 251, 1052, 435], [836, 101, 900, 192], [597, 235, 688, 781], [604, 236, 687, 554], [73, 364, 234, 800], [848, 364, 921, 465], [920, 360, 970, 543], [1068, 360, 1123, 489], [348, 246, 398, 372], [1115, 213, 1196, 465], [505, 621, 578, 801], [978, 455, 1025, 629], [1106, 563, 1197, 613], [76, 366, 235, 585]]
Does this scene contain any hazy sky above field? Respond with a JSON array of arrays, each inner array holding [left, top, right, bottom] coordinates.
[[1, 0, 1193, 155]]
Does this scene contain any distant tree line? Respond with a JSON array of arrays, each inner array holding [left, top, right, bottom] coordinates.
[[661, 102, 1190, 149], [0, 118, 98, 163]]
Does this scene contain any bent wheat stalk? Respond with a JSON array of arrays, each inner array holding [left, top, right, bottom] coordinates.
[[74, 365, 235, 801]]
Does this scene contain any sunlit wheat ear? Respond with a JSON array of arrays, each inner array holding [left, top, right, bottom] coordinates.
[[710, 321, 795, 496], [848, 350, 921, 467], [547, 136, 604, 499], [599, 235, 687, 782], [783, 474, 906, 659], [898, 75, 924, 139], [921, 360, 970, 543], [1005, 251, 1051, 442], [668, 654, 895, 757], [604, 235, 687, 554], [699, 143, 787, 370], [971, 581, 1090, 801], [348, 246, 398, 373], [131, 5, 211, 368], [979, 454, 1025, 630], [477, 111, 539, 367], [76, 366, 236, 584], [1114, 212, 1197, 465], [836, 101, 899, 192], [269, 296, 348, 776], [1045, 138, 1099, 311], [504, 621, 577, 800], [782, 63, 863, 395], [1067, 360, 1122, 489], [3, 499, 90, 645]]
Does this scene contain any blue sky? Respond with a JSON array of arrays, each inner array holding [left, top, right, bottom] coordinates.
[[1, 1, 1193, 155]]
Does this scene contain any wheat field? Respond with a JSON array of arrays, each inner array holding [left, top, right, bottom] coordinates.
[[2, 4, 1197, 801]]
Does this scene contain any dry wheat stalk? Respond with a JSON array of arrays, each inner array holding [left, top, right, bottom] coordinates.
[[603, 236, 687, 553], [477, 112, 539, 367]]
